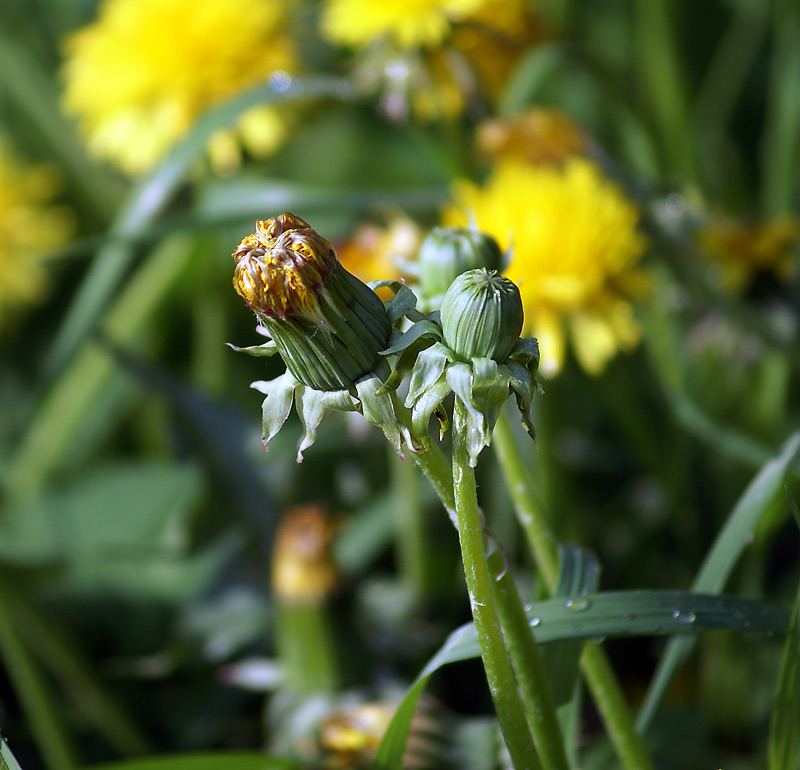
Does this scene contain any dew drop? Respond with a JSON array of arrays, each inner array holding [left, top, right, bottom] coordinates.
[[672, 610, 696, 624], [269, 71, 292, 92], [565, 597, 591, 612], [529, 617, 542, 627]]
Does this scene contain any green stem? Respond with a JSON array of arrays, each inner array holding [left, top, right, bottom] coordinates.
[[452, 402, 540, 770], [492, 411, 655, 770], [0, 578, 76, 770], [391, 448, 433, 599], [489, 555, 569, 770]]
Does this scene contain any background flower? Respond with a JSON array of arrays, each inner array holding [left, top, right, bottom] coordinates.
[[0, 139, 72, 333], [62, 0, 297, 174], [444, 157, 647, 375]]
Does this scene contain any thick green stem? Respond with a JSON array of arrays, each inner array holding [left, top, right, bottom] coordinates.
[[492, 411, 655, 770], [452, 402, 540, 770], [489, 555, 569, 770]]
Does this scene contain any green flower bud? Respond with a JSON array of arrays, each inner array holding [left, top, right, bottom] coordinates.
[[233, 213, 392, 391], [440, 269, 523, 362], [417, 227, 504, 300]]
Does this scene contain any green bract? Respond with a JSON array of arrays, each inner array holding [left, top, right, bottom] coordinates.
[[417, 227, 504, 302], [440, 269, 523, 363]]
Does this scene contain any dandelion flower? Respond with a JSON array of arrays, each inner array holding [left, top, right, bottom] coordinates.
[[697, 215, 798, 293], [62, 0, 297, 175], [320, 0, 485, 49], [444, 158, 647, 376], [0, 140, 72, 333]]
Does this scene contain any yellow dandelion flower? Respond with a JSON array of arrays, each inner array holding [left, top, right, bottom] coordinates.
[[0, 140, 72, 333], [444, 158, 647, 376], [320, 0, 486, 49], [62, 0, 297, 175], [477, 107, 587, 166], [697, 215, 798, 293]]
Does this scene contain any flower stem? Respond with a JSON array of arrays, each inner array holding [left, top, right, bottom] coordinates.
[[452, 401, 540, 770], [492, 411, 655, 770], [488, 553, 570, 770]]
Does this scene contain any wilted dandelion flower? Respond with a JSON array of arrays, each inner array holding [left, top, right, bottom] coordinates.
[[477, 107, 587, 166], [444, 158, 647, 376], [0, 140, 72, 333], [697, 215, 798, 293], [336, 216, 422, 296], [62, 0, 297, 175]]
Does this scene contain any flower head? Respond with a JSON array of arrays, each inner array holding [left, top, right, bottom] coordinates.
[[444, 158, 647, 376], [321, 0, 485, 49], [232, 213, 392, 392], [272, 504, 339, 603], [231, 213, 420, 460], [62, 0, 297, 174], [0, 139, 72, 333], [697, 215, 798, 293]]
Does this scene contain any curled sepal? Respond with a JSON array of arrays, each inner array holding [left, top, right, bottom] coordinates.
[[369, 280, 425, 323], [508, 335, 540, 374], [227, 340, 279, 357], [376, 319, 443, 396], [295, 385, 359, 462], [506, 360, 536, 439], [355, 372, 421, 458], [252, 372, 298, 452], [405, 343, 453, 407], [410, 375, 452, 444]]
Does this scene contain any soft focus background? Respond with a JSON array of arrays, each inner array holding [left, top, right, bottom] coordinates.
[[0, 1, 799, 769]]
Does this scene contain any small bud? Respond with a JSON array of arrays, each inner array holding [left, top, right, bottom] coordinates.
[[272, 504, 339, 603], [440, 269, 523, 362], [417, 226, 504, 300], [232, 213, 392, 391]]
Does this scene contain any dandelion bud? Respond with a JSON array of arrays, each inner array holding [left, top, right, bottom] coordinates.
[[417, 226, 504, 300], [440, 268, 523, 362], [232, 213, 392, 391]]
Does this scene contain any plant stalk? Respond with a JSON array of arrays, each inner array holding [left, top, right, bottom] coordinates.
[[451, 401, 541, 770], [492, 411, 655, 770]]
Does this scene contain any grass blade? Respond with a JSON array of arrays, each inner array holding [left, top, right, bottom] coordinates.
[[636, 431, 800, 731], [374, 590, 789, 769], [0, 733, 25, 770], [82, 754, 309, 770]]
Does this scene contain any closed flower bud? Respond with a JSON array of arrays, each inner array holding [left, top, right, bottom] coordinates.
[[417, 226, 504, 300], [440, 269, 523, 362], [232, 213, 392, 391]]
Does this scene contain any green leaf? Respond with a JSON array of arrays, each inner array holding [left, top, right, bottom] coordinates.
[[769, 488, 800, 769], [769, 570, 800, 770], [636, 431, 800, 731], [81, 753, 309, 770], [374, 590, 789, 770], [0, 733, 25, 770]]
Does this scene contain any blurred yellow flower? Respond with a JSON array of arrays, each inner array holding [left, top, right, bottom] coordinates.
[[62, 0, 297, 175], [697, 215, 798, 292], [444, 158, 647, 376], [477, 107, 587, 166], [336, 217, 422, 297], [0, 140, 72, 333], [272, 504, 339, 603], [321, 0, 484, 49]]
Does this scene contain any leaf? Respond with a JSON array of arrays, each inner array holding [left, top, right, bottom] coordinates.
[[636, 431, 800, 731], [0, 733, 25, 770], [768, 488, 800, 770], [81, 753, 309, 770], [373, 590, 789, 770]]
